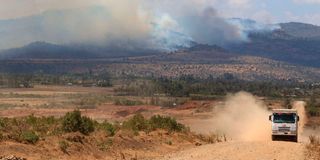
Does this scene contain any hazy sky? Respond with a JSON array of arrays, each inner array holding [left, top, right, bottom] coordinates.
[[1, 0, 320, 24]]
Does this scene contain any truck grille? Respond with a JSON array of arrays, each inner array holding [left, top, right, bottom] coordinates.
[[278, 127, 290, 132]]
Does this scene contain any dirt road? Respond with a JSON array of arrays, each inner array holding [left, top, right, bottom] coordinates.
[[156, 141, 306, 160]]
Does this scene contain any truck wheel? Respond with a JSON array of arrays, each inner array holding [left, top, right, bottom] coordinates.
[[272, 135, 276, 141], [293, 136, 298, 143]]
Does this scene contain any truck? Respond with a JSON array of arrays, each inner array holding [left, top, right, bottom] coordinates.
[[269, 109, 300, 142]]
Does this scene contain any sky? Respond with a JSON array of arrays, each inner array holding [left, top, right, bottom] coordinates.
[[218, 0, 320, 24], [1, 0, 320, 25]]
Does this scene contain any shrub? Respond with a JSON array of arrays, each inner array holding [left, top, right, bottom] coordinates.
[[149, 115, 186, 132], [122, 114, 150, 132], [100, 121, 116, 136], [21, 131, 39, 144], [62, 110, 82, 132], [26, 114, 37, 126], [59, 140, 69, 153], [62, 110, 95, 135], [79, 116, 95, 135], [122, 114, 187, 133]]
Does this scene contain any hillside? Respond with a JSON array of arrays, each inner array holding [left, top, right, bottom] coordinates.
[[1, 45, 320, 82], [227, 22, 320, 67], [1, 19, 320, 81], [279, 22, 320, 39], [0, 42, 160, 60]]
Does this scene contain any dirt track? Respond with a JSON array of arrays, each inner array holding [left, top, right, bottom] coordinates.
[[156, 95, 308, 160], [157, 141, 305, 160]]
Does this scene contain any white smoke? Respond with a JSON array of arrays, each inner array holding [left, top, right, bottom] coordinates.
[[228, 18, 281, 41], [0, 0, 280, 51]]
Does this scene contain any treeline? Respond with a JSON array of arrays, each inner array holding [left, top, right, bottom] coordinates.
[[115, 76, 316, 98], [0, 73, 112, 88]]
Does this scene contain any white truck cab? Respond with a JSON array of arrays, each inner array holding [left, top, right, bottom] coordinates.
[[269, 109, 300, 142]]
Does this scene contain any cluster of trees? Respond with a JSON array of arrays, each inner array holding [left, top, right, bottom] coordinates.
[[116, 76, 314, 98]]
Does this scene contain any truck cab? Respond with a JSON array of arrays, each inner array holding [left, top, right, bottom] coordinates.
[[269, 109, 299, 142]]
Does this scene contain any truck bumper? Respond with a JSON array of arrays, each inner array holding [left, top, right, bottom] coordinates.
[[272, 133, 297, 136], [272, 130, 297, 136], [272, 134, 298, 142]]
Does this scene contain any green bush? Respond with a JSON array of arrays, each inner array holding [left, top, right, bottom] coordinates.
[[122, 114, 150, 132], [100, 121, 116, 136], [21, 131, 39, 144], [79, 116, 95, 135], [122, 114, 187, 133], [149, 115, 186, 132], [26, 114, 37, 126], [62, 110, 95, 135]]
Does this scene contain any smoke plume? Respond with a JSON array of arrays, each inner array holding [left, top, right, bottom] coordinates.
[[0, 0, 279, 51]]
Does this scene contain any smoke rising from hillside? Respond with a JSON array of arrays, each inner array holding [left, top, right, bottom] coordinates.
[[0, 0, 279, 51]]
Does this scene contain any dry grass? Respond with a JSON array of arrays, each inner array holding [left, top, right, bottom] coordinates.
[[306, 135, 320, 160]]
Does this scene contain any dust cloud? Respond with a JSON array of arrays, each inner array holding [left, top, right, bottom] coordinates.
[[292, 101, 307, 135], [210, 92, 271, 141], [208, 94, 309, 142], [186, 92, 311, 143]]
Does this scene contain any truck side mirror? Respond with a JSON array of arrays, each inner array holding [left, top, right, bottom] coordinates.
[[269, 115, 272, 121], [297, 116, 300, 122]]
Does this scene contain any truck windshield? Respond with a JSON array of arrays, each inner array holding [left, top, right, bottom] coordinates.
[[273, 113, 296, 123]]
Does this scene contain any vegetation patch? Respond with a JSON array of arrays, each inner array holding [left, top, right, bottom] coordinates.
[[122, 114, 187, 133], [98, 121, 116, 136], [20, 131, 39, 144], [62, 110, 95, 135]]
